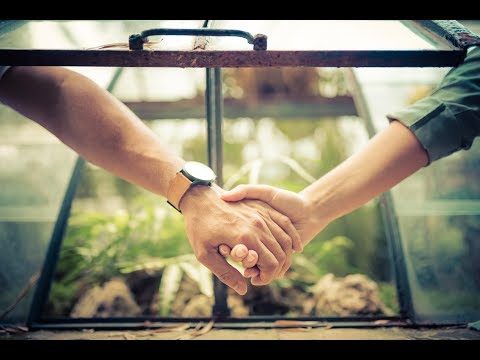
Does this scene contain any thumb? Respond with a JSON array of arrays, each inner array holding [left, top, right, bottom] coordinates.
[[221, 184, 276, 203]]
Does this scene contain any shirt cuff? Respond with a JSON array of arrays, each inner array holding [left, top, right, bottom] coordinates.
[[386, 46, 480, 165], [387, 102, 474, 164]]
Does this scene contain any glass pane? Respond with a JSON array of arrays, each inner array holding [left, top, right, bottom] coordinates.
[[0, 102, 77, 323], [41, 65, 398, 320], [393, 141, 480, 323], [1, 20, 440, 52], [43, 66, 213, 319], [0, 20, 205, 50], [352, 21, 480, 323], [211, 20, 436, 50], [0, 24, 79, 323], [44, 117, 211, 319], [222, 118, 397, 317], [220, 66, 397, 318]]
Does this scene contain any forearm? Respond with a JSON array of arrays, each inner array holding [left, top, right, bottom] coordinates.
[[0, 66, 183, 197], [300, 120, 428, 239]]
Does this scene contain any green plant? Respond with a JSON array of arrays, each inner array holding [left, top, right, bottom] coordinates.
[[46, 197, 193, 316], [119, 254, 213, 316], [378, 282, 400, 315], [274, 235, 358, 291]]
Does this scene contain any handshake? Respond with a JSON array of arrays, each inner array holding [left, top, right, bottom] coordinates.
[[175, 162, 329, 296]]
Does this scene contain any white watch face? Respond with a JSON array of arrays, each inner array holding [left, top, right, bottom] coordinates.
[[184, 161, 216, 182]]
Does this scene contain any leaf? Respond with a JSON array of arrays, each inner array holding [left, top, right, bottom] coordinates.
[[196, 264, 214, 298], [223, 161, 256, 190], [151, 323, 191, 333], [278, 155, 316, 184], [292, 254, 320, 275], [179, 260, 213, 298], [158, 264, 183, 316], [178, 261, 200, 283], [248, 159, 262, 184], [175, 321, 215, 340], [191, 320, 215, 337]]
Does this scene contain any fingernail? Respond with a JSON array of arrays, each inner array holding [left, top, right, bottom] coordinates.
[[219, 245, 229, 256], [234, 283, 246, 295], [246, 253, 255, 262]]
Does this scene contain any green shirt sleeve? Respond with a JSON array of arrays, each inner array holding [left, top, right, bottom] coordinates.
[[387, 46, 480, 164]]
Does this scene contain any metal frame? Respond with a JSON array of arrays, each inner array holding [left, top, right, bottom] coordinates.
[[1, 19, 476, 328], [0, 49, 468, 68], [31, 315, 408, 330]]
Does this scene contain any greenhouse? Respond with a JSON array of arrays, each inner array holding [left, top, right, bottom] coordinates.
[[0, 20, 479, 340]]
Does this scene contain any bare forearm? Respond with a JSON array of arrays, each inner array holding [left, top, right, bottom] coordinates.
[[0, 66, 183, 197], [300, 120, 428, 237]]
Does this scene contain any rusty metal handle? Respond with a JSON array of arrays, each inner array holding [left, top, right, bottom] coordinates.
[[129, 28, 267, 51]]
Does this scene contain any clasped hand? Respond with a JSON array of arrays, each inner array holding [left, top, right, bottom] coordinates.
[[181, 183, 321, 295]]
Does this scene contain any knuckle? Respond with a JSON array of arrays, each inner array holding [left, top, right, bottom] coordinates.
[[237, 233, 250, 245], [263, 259, 279, 273], [195, 249, 209, 263], [280, 215, 291, 227]]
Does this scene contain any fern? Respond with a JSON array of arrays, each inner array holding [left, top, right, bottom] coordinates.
[[158, 264, 183, 316]]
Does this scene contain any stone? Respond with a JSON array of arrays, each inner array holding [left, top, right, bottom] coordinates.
[[181, 294, 213, 317], [310, 273, 393, 316], [70, 278, 141, 317]]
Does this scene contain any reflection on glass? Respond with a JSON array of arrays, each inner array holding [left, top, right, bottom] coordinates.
[[0, 106, 77, 322], [393, 140, 480, 323]]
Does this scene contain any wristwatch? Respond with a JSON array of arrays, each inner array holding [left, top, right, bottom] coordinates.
[[167, 161, 217, 212]]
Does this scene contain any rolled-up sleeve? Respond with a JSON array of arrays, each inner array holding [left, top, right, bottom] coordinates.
[[387, 46, 480, 164]]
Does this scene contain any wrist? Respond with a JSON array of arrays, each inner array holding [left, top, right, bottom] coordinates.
[[179, 184, 220, 215], [299, 188, 334, 245]]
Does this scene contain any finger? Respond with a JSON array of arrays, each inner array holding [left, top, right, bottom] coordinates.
[[241, 233, 280, 286], [242, 249, 258, 269], [280, 253, 292, 277], [244, 266, 260, 278], [221, 184, 275, 202], [269, 209, 303, 252], [218, 244, 231, 257], [230, 244, 249, 262], [222, 185, 302, 253], [197, 248, 247, 295], [260, 212, 293, 278], [251, 218, 287, 282]]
